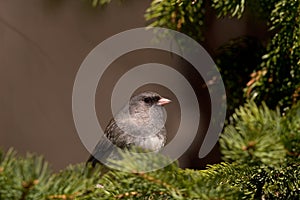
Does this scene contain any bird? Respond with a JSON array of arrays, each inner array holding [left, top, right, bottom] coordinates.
[[86, 91, 171, 167]]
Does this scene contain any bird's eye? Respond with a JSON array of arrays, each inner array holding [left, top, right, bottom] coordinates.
[[143, 97, 152, 103], [154, 96, 160, 102]]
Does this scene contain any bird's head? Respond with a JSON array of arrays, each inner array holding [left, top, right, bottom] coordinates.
[[127, 91, 171, 124], [129, 91, 171, 110], [126, 91, 171, 130]]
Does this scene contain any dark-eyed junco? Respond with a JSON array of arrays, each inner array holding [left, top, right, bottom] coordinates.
[[87, 91, 171, 167]]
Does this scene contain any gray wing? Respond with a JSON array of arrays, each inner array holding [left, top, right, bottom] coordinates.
[[86, 119, 132, 166], [87, 117, 167, 166]]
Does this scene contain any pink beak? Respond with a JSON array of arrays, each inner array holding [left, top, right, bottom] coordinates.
[[157, 98, 171, 106]]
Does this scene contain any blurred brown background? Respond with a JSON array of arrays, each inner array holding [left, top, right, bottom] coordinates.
[[0, 0, 266, 171]]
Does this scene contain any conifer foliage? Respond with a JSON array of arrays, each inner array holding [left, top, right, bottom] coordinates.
[[0, 101, 299, 199]]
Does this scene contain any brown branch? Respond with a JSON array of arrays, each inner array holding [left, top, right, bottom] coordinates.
[[132, 171, 182, 196], [47, 192, 80, 200], [21, 179, 39, 200], [115, 190, 166, 199], [115, 191, 141, 199]]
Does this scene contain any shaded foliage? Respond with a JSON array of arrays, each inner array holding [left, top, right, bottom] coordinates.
[[1, 101, 299, 199]]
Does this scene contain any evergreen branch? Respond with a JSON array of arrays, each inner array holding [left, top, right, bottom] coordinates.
[[211, 0, 246, 18], [85, 0, 112, 7], [0, 103, 299, 199], [133, 172, 181, 196], [220, 101, 286, 166], [21, 179, 39, 200], [114, 191, 141, 199], [246, 0, 300, 110], [47, 192, 80, 200], [145, 0, 206, 41]]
